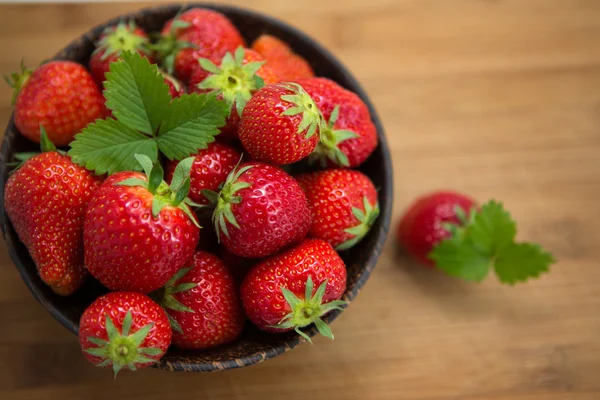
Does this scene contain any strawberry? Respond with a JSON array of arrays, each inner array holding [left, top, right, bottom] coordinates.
[[189, 47, 280, 141], [205, 161, 311, 258], [398, 191, 555, 284], [398, 191, 477, 267], [165, 141, 240, 206], [152, 251, 244, 350], [79, 292, 171, 377], [159, 69, 186, 98], [241, 239, 347, 341], [296, 169, 379, 250], [299, 78, 378, 167], [239, 83, 322, 164], [219, 246, 254, 284], [5, 60, 108, 146], [251, 34, 314, 81], [89, 21, 153, 87], [84, 155, 200, 293], [4, 130, 100, 295], [155, 8, 245, 84]]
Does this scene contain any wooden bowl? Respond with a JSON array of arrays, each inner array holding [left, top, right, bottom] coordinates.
[[0, 3, 393, 372]]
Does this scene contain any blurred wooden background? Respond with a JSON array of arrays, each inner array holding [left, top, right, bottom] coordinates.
[[1, 1, 600, 399]]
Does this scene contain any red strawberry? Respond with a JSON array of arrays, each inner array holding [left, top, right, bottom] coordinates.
[[6, 61, 108, 146], [89, 21, 153, 86], [79, 292, 171, 376], [84, 155, 200, 293], [165, 142, 240, 206], [239, 83, 322, 164], [219, 246, 254, 284], [153, 251, 244, 350], [206, 161, 310, 258], [397, 191, 477, 267], [4, 131, 100, 295], [189, 47, 280, 141], [156, 8, 245, 83], [296, 169, 379, 250], [241, 239, 346, 341], [159, 69, 186, 98], [299, 78, 378, 167], [251, 34, 314, 81]]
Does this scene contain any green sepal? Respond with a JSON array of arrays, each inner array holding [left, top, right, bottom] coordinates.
[[336, 196, 380, 251], [93, 20, 150, 61], [279, 83, 323, 139], [39, 126, 56, 152], [4, 59, 32, 105], [270, 276, 347, 343], [84, 311, 162, 378], [151, 266, 197, 333], [115, 178, 148, 188], [308, 105, 360, 167]]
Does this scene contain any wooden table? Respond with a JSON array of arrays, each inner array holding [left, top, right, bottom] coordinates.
[[1, 1, 599, 399]]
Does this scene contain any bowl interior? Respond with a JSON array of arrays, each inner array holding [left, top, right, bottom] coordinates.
[[0, 3, 393, 372]]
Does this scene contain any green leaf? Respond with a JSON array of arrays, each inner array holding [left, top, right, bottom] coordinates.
[[68, 118, 157, 175], [469, 200, 516, 256], [156, 92, 228, 160], [429, 236, 492, 282], [494, 242, 554, 284], [104, 51, 171, 135], [134, 153, 154, 177]]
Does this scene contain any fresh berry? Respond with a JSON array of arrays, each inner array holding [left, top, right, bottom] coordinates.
[[397, 191, 477, 267], [153, 251, 244, 350], [296, 169, 379, 250], [241, 239, 347, 341], [299, 78, 378, 167], [219, 246, 254, 284], [165, 142, 240, 206], [4, 130, 100, 294], [251, 34, 314, 81], [159, 69, 186, 98], [155, 8, 245, 83], [189, 47, 280, 141], [206, 161, 311, 258], [84, 155, 200, 293], [6, 61, 108, 146], [89, 21, 153, 86], [79, 292, 171, 377], [239, 83, 322, 164], [399, 191, 555, 284]]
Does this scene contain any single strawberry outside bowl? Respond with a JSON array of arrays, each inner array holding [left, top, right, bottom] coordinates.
[[0, 3, 393, 372]]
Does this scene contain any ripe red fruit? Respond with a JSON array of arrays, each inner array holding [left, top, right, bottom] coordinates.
[[189, 47, 280, 141], [6, 61, 108, 146], [239, 83, 322, 165], [79, 292, 171, 377], [241, 239, 347, 341], [296, 169, 379, 250], [156, 8, 245, 83], [299, 78, 378, 167], [206, 161, 311, 258], [153, 251, 244, 350], [251, 34, 314, 81], [89, 21, 153, 86], [84, 156, 200, 293], [219, 246, 254, 284], [397, 191, 477, 267], [4, 135, 100, 295]]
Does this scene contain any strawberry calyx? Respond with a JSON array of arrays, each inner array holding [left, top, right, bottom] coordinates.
[[272, 276, 346, 343], [116, 154, 201, 227], [94, 20, 149, 61], [4, 59, 33, 105], [150, 19, 197, 74], [280, 83, 322, 139], [204, 162, 253, 240], [150, 266, 196, 334], [308, 105, 359, 167], [83, 310, 163, 378], [197, 46, 266, 117], [9, 127, 63, 170], [337, 196, 380, 251]]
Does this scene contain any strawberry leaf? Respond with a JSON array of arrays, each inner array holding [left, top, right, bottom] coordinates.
[[469, 201, 516, 255], [156, 92, 228, 160], [104, 51, 171, 135], [494, 243, 554, 284], [68, 118, 157, 175]]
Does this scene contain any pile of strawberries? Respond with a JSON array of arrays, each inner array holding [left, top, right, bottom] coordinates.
[[3, 8, 380, 376]]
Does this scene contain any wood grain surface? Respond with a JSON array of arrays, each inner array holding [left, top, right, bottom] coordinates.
[[1, 1, 599, 399]]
